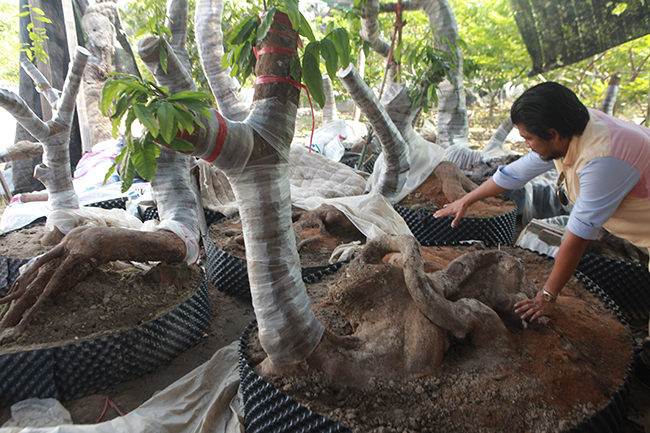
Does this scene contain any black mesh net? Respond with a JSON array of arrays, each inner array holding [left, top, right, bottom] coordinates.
[[510, 0, 650, 74]]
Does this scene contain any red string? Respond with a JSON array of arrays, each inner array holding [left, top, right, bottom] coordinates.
[[255, 74, 315, 152], [95, 396, 130, 423], [255, 46, 298, 59], [386, 1, 405, 67], [267, 29, 303, 48]]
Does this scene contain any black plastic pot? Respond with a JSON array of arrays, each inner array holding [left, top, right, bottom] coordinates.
[[0, 272, 211, 408], [203, 233, 346, 300], [395, 204, 517, 246], [577, 254, 650, 322], [238, 247, 634, 433]]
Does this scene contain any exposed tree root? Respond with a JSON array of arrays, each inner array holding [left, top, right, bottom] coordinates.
[[257, 234, 539, 387], [0, 226, 186, 343]]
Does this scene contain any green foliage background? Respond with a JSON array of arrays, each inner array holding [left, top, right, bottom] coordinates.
[[0, 0, 649, 121], [0, 1, 20, 84]]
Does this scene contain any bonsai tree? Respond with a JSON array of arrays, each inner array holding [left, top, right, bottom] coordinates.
[[0, 47, 89, 246], [0, 0, 539, 383]]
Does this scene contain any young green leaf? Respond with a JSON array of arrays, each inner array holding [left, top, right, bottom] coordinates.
[[159, 44, 168, 74], [118, 153, 136, 193], [258, 7, 276, 41], [305, 41, 320, 59], [133, 103, 159, 138], [299, 13, 316, 43], [172, 104, 197, 135], [289, 57, 301, 82], [103, 146, 127, 185], [320, 38, 338, 79], [285, 0, 300, 31], [302, 52, 325, 109], [158, 102, 176, 144], [326, 28, 350, 69], [100, 82, 125, 116], [228, 16, 256, 46], [166, 91, 214, 101], [169, 136, 196, 152], [131, 137, 160, 181]]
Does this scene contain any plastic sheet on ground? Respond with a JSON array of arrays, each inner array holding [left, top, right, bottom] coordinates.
[[293, 192, 413, 240], [289, 144, 366, 201], [304, 119, 368, 162], [0, 341, 244, 433], [367, 134, 446, 203]]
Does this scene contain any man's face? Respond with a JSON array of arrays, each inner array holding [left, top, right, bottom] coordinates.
[[516, 125, 565, 161]]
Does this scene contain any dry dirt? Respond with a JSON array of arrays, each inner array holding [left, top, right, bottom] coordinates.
[[0, 221, 647, 431], [246, 245, 635, 433], [397, 171, 516, 219]]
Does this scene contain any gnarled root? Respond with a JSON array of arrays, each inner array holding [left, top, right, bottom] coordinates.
[[0, 226, 186, 343], [434, 161, 479, 203], [259, 234, 540, 387]]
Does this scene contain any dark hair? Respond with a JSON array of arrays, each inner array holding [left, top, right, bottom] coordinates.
[[510, 82, 589, 140]]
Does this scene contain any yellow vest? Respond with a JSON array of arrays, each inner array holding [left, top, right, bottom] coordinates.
[[554, 110, 650, 254]]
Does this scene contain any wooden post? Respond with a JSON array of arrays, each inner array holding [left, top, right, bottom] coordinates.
[[62, 0, 92, 153]]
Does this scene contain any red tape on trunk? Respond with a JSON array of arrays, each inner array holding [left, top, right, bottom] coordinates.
[[203, 109, 227, 162], [255, 74, 315, 152]]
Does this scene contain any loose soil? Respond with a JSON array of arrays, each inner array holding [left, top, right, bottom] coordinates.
[[0, 223, 256, 424], [397, 171, 515, 219], [208, 208, 366, 268], [0, 222, 644, 431], [0, 258, 202, 353], [245, 245, 634, 433]]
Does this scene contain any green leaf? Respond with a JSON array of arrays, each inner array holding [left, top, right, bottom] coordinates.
[[305, 41, 320, 59], [133, 103, 159, 138], [131, 137, 160, 181], [320, 38, 338, 79], [228, 16, 256, 46], [124, 109, 137, 138], [100, 82, 125, 116], [180, 100, 213, 118], [299, 13, 316, 43], [172, 104, 196, 135], [167, 91, 214, 102], [32, 7, 44, 15], [158, 102, 176, 144], [285, 0, 300, 31], [289, 57, 301, 82], [103, 146, 127, 185], [257, 7, 276, 41], [34, 17, 52, 23], [302, 52, 325, 109], [159, 43, 168, 74], [110, 93, 130, 120], [116, 79, 149, 94], [326, 29, 350, 69], [118, 154, 136, 193], [169, 136, 196, 152]]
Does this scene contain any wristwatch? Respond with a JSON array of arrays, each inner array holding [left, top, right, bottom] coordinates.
[[541, 287, 557, 302]]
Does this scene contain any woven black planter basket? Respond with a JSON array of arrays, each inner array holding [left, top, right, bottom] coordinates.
[[395, 204, 517, 247], [238, 246, 634, 433], [203, 233, 346, 300], [0, 272, 211, 408], [577, 254, 650, 322]]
